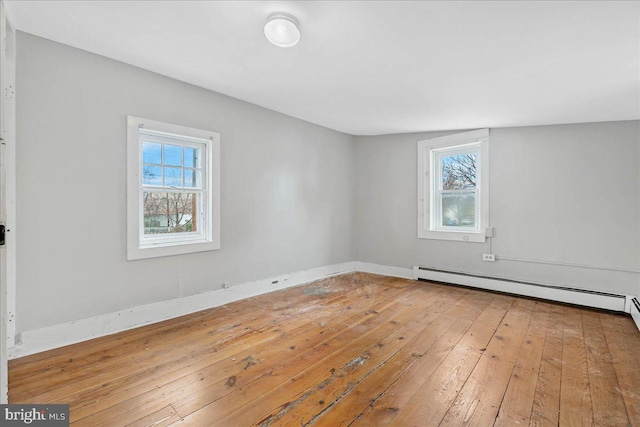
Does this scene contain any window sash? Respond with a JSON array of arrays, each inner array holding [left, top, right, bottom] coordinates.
[[430, 143, 481, 232], [137, 132, 210, 248], [139, 189, 207, 245], [434, 189, 478, 231], [139, 134, 207, 190]]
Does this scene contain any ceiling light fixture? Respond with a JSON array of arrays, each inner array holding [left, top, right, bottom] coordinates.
[[264, 12, 300, 48]]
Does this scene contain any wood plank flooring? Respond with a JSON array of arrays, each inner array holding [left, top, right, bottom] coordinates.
[[8, 272, 640, 426]]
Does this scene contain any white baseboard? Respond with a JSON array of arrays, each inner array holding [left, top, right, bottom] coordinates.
[[415, 267, 627, 312], [631, 298, 640, 333], [8, 262, 356, 359], [354, 262, 415, 280], [9, 260, 635, 359]]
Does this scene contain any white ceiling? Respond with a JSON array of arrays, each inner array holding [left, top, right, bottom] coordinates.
[[6, 1, 640, 135]]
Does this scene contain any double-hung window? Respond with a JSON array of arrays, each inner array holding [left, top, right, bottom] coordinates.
[[417, 129, 489, 242], [127, 116, 220, 260]]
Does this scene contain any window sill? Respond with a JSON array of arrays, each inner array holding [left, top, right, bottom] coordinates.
[[142, 234, 207, 247], [127, 239, 220, 260], [418, 229, 486, 243]]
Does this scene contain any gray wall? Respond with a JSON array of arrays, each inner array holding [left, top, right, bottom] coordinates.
[[355, 121, 640, 295], [16, 33, 355, 332]]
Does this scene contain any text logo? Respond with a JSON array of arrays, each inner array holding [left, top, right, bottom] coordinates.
[[1, 405, 69, 426]]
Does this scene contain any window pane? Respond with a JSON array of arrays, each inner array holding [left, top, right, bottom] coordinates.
[[164, 167, 182, 187], [144, 192, 199, 234], [442, 153, 477, 190], [184, 147, 200, 168], [142, 142, 162, 165], [183, 170, 201, 188], [142, 166, 162, 186], [441, 192, 476, 227], [164, 144, 182, 167]]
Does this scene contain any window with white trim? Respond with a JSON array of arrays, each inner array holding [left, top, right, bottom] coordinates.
[[127, 116, 220, 260], [417, 129, 489, 242]]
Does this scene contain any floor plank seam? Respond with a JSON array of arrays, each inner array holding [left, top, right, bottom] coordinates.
[[492, 301, 539, 426], [345, 363, 414, 427], [399, 304, 494, 424], [170, 403, 184, 420], [526, 304, 554, 424], [596, 314, 633, 425], [437, 297, 516, 427], [301, 346, 406, 427], [556, 307, 566, 425], [580, 311, 597, 426]]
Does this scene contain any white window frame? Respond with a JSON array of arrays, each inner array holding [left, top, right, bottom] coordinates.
[[417, 129, 489, 243], [127, 116, 220, 260]]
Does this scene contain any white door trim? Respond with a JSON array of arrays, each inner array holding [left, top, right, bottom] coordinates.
[[1, 0, 15, 352], [0, 0, 16, 404]]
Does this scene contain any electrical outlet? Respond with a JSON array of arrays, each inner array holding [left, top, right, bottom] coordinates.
[[482, 253, 496, 262]]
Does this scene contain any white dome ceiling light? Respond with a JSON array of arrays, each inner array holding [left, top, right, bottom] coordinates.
[[264, 12, 300, 48]]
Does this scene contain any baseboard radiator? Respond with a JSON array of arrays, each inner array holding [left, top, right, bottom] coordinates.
[[414, 266, 627, 312], [631, 298, 640, 331]]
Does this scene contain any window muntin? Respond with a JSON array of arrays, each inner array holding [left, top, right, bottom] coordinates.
[[127, 116, 220, 260]]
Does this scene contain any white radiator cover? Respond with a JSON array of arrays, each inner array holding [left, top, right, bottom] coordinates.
[[414, 266, 627, 312], [631, 298, 640, 331]]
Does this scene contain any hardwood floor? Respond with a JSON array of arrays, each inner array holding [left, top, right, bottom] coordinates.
[[8, 272, 640, 426]]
